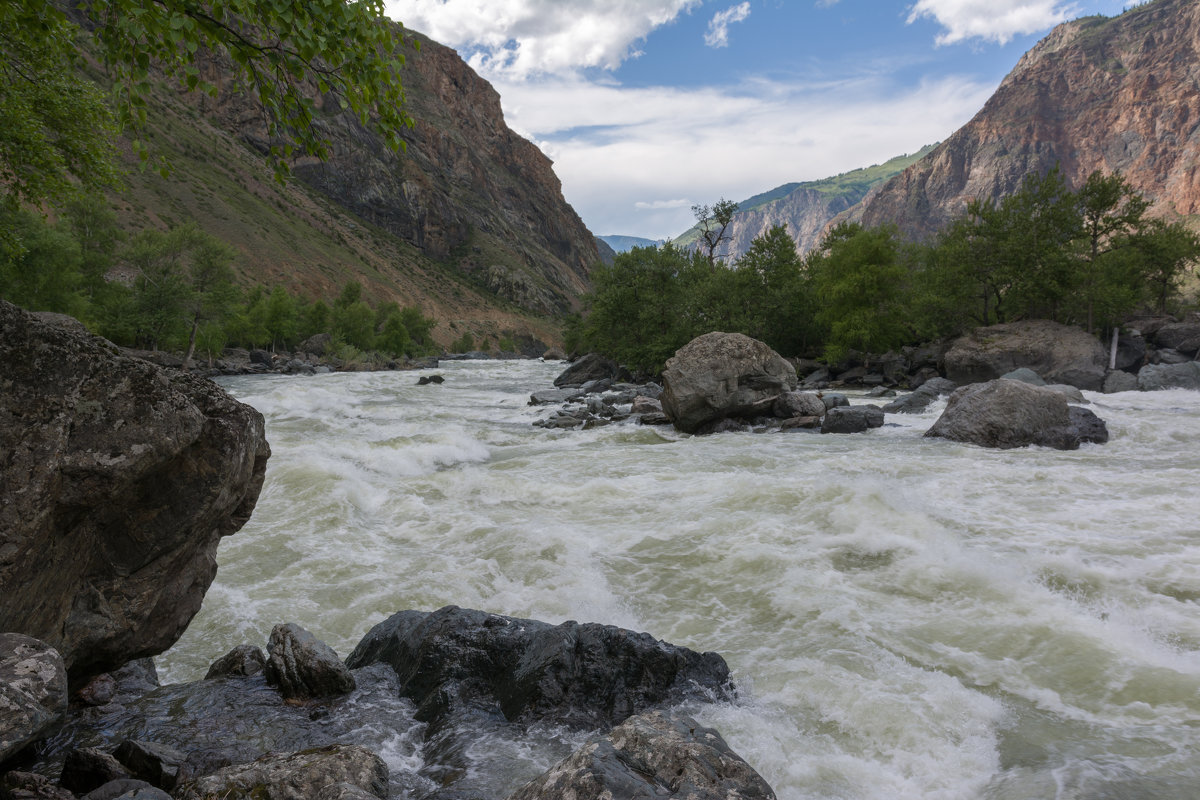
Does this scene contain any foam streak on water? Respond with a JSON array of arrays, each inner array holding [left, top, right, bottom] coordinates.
[[161, 362, 1200, 800]]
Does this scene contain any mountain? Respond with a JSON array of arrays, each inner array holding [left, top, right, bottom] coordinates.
[[853, 0, 1200, 238], [671, 146, 937, 259], [109, 27, 599, 346], [598, 235, 662, 253]]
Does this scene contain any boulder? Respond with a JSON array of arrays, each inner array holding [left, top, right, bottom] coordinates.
[[772, 391, 826, 419], [943, 320, 1108, 390], [205, 645, 267, 679], [1102, 370, 1140, 393], [344, 606, 733, 731], [265, 624, 356, 701], [177, 744, 388, 800], [1152, 321, 1200, 353], [113, 740, 189, 791], [416, 375, 445, 385], [630, 396, 663, 415], [924, 379, 1106, 450], [74, 674, 117, 707], [1042, 384, 1087, 403], [297, 333, 332, 357], [553, 354, 622, 388], [504, 710, 776, 800], [1000, 367, 1046, 385], [0, 771, 76, 800], [0, 634, 68, 764], [81, 780, 172, 799], [820, 405, 884, 434], [528, 388, 579, 406], [0, 301, 271, 680], [1153, 347, 1191, 364], [881, 377, 956, 414], [61, 747, 133, 794], [542, 347, 567, 361], [1069, 407, 1110, 445], [821, 393, 849, 410], [1137, 361, 1200, 391], [1113, 331, 1146, 372], [660, 333, 797, 434]]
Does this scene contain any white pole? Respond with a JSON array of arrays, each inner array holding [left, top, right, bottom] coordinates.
[[1109, 328, 1119, 371]]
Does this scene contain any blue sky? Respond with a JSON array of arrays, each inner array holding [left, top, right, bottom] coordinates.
[[385, 1, 1133, 239]]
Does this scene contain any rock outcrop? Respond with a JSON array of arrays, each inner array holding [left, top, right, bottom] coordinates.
[[0, 302, 270, 680], [0, 634, 68, 765], [854, 0, 1200, 237], [660, 333, 798, 434], [505, 710, 777, 800], [925, 379, 1108, 450], [943, 320, 1108, 390]]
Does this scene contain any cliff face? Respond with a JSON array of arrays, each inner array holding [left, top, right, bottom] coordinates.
[[856, 0, 1200, 238]]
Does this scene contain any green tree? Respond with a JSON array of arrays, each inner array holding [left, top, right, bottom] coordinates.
[[0, 207, 87, 315], [1073, 170, 1151, 333], [333, 300, 376, 350], [263, 285, 299, 352], [732, 224, 811, 353], [180, 233, 238, 367], [1132, 219, 1200, 314], [398, 306, 436, 352], [377, 312, 412, 357]]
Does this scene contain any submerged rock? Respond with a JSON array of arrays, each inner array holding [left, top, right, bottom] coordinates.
[[0, 634, 68, 764], [660, 332, 797, 434], [925, 379, 1106, 450], [0, 301, 271, 680], [505, 710, 777, 800]]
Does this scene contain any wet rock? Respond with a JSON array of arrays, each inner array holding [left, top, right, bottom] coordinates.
[[315, 783, 382, 800], [799, 367, 831, 389], [0, 301, 271, 681], [630, 396, 663, 415], [1042, 384, 1087, 403], [925, 379, 1104, 450], [820, 406, 884, 434], [113, 740, 188, 791], [74, 674, 117, 707], [0, 634, 68, 764], [205, 646, 267, 679], [944, 320, 1108, 390], [345, 606, 733, 732], [661, 333, 797, 434], [820, 393, 849, 410], [881, 377, 956, 414], [1102, 370, 1140, 393], [416, 375, 445, 385], [1069, 406, 1109, 445], [772, 391, 826, 419], [638, 412, 671, 426], [177, 744, 388, 800], [81, 780, 171, 799], [1000, 367, 1046, 385], [781, 415, 822, 430], [0, 771, 75, 800], [863, 386, 896, 398], [1137, 361, 1200, 391], [108, 661, 159, 705], [528, 388, 580, 406], [265, 624, 356, 701], [61, 747, 132, 794], [553, 354, 622, 388], [505, 710, 776, 800], [694, 418, 752, 435]]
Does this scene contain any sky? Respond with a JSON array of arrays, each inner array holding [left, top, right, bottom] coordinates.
[[383, 0, 1134, 240]]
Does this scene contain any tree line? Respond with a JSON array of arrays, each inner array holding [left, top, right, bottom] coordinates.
[[567, 169, 1200, 374], [0, 201, 436, 366]]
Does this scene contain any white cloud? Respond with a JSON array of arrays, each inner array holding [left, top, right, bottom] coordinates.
[[906, 0, 1079, 45], [635, 198, 695, 210], [704, 2, 751, 48], [384, 0, 701, 79]]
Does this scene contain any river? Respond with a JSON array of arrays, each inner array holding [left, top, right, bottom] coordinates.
[[159, 360, 1200, 800]]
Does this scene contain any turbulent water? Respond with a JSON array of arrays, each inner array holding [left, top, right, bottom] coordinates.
[[160, 360, 1200, 800]]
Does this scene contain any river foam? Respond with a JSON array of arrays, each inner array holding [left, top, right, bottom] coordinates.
[[161, 362, 1200, 800]]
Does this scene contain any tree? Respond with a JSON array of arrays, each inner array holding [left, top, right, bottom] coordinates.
[[732, 225, 811, 353], [1132, 219, 1200, 314], [180, 233, 238, 367], [1, 0, 415, 217], [692, 199, 739, 265], [1073, 170, 1151, 333]]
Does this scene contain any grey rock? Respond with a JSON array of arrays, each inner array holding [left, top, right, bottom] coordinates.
[[416, 375, 445, 385], [1152, 322, 1200, 352], [578, 378, 612, 394], [315, 783, 382, 800], [863, 386, 897, 398], [820, 393, 849, 410], [113, 739, 189, 791], [1154, 347, 1191, 364], [0, 633, 68, 764], [82, 781, 172, 800], [1102, 370, 1140, 393], [772, 391, 826, 419], [1138, 361, 1200, 391], [820, 405, 885, 434], [661, 333, 797, 434], [0, 301, 270, 681], [265, 624, 356, 701], [630, 396, 663, 415], [553, 354, 622, 388], [1042, 384, 1087, 403], [74, 673, 117, 707], [781, 415, 822, 430], [297, 334, 332, 356], [249, 349, 274, 366], [205, 645, 267, 679], [924, 379, 1105, 450], [62, 747, 134, 794], [1069, 406, 1110, 445], [800, 367, 831, 388], [1113, 331, 1146, 372], [881, 377, 957, 414], [636, 382, 664, 399], [695, 418, 752, 435], [944, 320, 1107, 390], [542, 348, 567, 361], [638, 412, 671, 426], [1000, 367, 1046, 385], [505, 710, 776, 800], [177, 744, 388, 800], [0, 771, 76, 799], [528, 388, 579, 406], [344, 605, 733, 732]]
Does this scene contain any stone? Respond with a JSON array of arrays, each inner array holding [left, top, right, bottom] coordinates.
[[881, 377, 957, 414], [74, 673, 117, 706], [1069, 406, 1110, 445], [1102, 370, 1140, 393], [0, 633, 68, 764], [542, 348, 567, 360], [553, 354, 622, 388], [944, 320, 1108, 390], [1152, 322, 1200, 353], [1042, 384, 1087, 403], [924, 379, 1105, 450], [630, 396, 663, 415], [638, 412, 672, 426], [1113, 332, 1146, 372], [0, 771, 76, 800], [528, 388, 579, 406], [177, 744, 388, 800], [820, 393, 850, 410], [61, 747, 133, 794], [265, 624, 356, 701], [1153, 348, 1191, 364], [772, 391, 827, 419], [81, 779, 172, 800], [416, 375, 445, 385], [781, 415, 822, 430], [315, 783, 382, 800], [1137, 361, 1200, 391], [799, 367, 831, 388], [1000, 367, 1046, 385], [820, 405, 885, 434], [113, 740, 189, 791], [344, 606, 733, 731], [205, 645, 267, 679], [863, 386, 897, 398], [695, 418, 752, 435], [660, 332, 797, 434], [249, 349, 274, 366], [0, 302, 270, 680], [297, 334, 332, 357], [504, 710, 776, 800]]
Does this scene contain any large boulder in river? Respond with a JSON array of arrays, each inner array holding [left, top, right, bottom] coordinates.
[[661, 332, 797, 433], [344, 605, 733, 731], [553, 353, 624, 388], [505, 710, 777, 800], [925, 379, 1107, 450], [0, 301, 271, 680], [0, 634, 68, 764], [943, 320, 1108, 390]]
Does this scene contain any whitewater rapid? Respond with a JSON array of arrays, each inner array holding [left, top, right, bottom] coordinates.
[[160, 360, 1200, 800]]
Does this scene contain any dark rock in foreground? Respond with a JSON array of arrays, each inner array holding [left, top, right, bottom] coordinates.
[[0, 634, 68, 764], [505, 710, 776, 800], [177, 744, 388, 800], [925, 379, 1107, 450], [661, 332, 797, 434], [345, 605, 733, 731], [265, 624, 356, 701], [944, 320, 1108, 391], [0, 301, 271, 681]]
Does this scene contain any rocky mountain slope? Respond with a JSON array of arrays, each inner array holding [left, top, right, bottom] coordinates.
[[110, 26, 598, 346], [853, 0, 1200, 238]]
